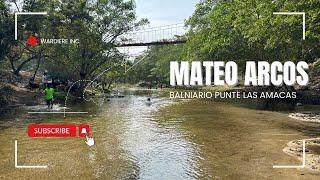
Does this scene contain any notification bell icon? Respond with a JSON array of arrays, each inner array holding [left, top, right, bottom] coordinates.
[[79, 124, 90, 138], [81, 128, 87, 135]]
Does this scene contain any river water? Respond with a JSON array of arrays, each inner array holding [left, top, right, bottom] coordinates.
[[0, 90, 319, 179]]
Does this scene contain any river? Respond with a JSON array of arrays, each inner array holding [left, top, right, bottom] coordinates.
[[0, 90, 319, 179]]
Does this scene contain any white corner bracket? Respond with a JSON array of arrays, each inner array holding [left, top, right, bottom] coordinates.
[[273, 12, 306, 40], [14, 12, 48, 40], [272, 140, 306, 169], [15, 140, 48, 169]]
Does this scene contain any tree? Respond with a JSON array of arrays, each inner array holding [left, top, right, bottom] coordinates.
[[129, 44, 185, 85], [2, 0, 148, 84], [4, 0, 52, 76], [185, 0, 320, 73], [48, 0, 148, 81], [0, 1, 14, 62]]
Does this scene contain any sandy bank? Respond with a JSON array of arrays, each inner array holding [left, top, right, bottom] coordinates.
[[289, 112, 320, 123], [283, 139, 320, 171]]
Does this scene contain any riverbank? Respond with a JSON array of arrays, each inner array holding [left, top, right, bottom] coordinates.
[[1, 83, 320, 116], [0, 70, 40, 113], [284, 139, 320, 171], [0, 70, 81, 114], [0, 83, 40, 111], [1, 68, 320, 115], [289, 112, 320, 123], [0, 82, 74, 112]]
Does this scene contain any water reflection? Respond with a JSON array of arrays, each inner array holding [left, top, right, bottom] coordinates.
[[0, 93, 202, 179], [1, 91, 319, 179], [99, 95, 201, 179]]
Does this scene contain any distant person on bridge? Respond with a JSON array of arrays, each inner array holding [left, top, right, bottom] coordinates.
[[44, 84, 55, 109]]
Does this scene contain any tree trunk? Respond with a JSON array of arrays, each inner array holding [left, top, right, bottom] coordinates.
[[107, 78, 114, 90], [77, 71, 87, 94], [13, 56, 37, 76], [13, 69, 20, 76], [9, 58, 17, 74], [33, 56, 41, 80]]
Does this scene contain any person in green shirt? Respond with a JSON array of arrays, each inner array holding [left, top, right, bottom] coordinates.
[[44, 84, 55, 109]]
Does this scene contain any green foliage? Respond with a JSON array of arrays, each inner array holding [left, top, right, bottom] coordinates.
[[1, 0, 147, 82], [186, 0, 320, 67], [0, 1, 13, 62], [132, 0, 320, 86], [128, 44, 185, 85], [1, 0, 320, 88], [40, 0, 147, 80]]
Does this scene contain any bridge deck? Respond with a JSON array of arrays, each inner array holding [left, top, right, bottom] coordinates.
[[115, 40, 187, 47]]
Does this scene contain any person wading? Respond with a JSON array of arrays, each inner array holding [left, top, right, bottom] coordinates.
[[44, 84, 55, 109]]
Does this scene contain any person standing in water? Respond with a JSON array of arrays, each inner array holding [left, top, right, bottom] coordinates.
[[44, 84, 55, 109], [146, 97, 152, 106]]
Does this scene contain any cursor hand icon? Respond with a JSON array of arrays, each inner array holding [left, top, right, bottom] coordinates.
[[85, 136, 94, 147]]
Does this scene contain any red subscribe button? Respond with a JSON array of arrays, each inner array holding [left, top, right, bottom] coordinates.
[[28, 124, 77, 137]]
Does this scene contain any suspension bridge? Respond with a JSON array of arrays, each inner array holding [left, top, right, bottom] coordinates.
[[115, 23, 188, 47]]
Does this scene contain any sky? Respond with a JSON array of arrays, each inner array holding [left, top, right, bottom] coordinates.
[[135, 0, 199, 27], [121, 0, 200, 57]]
